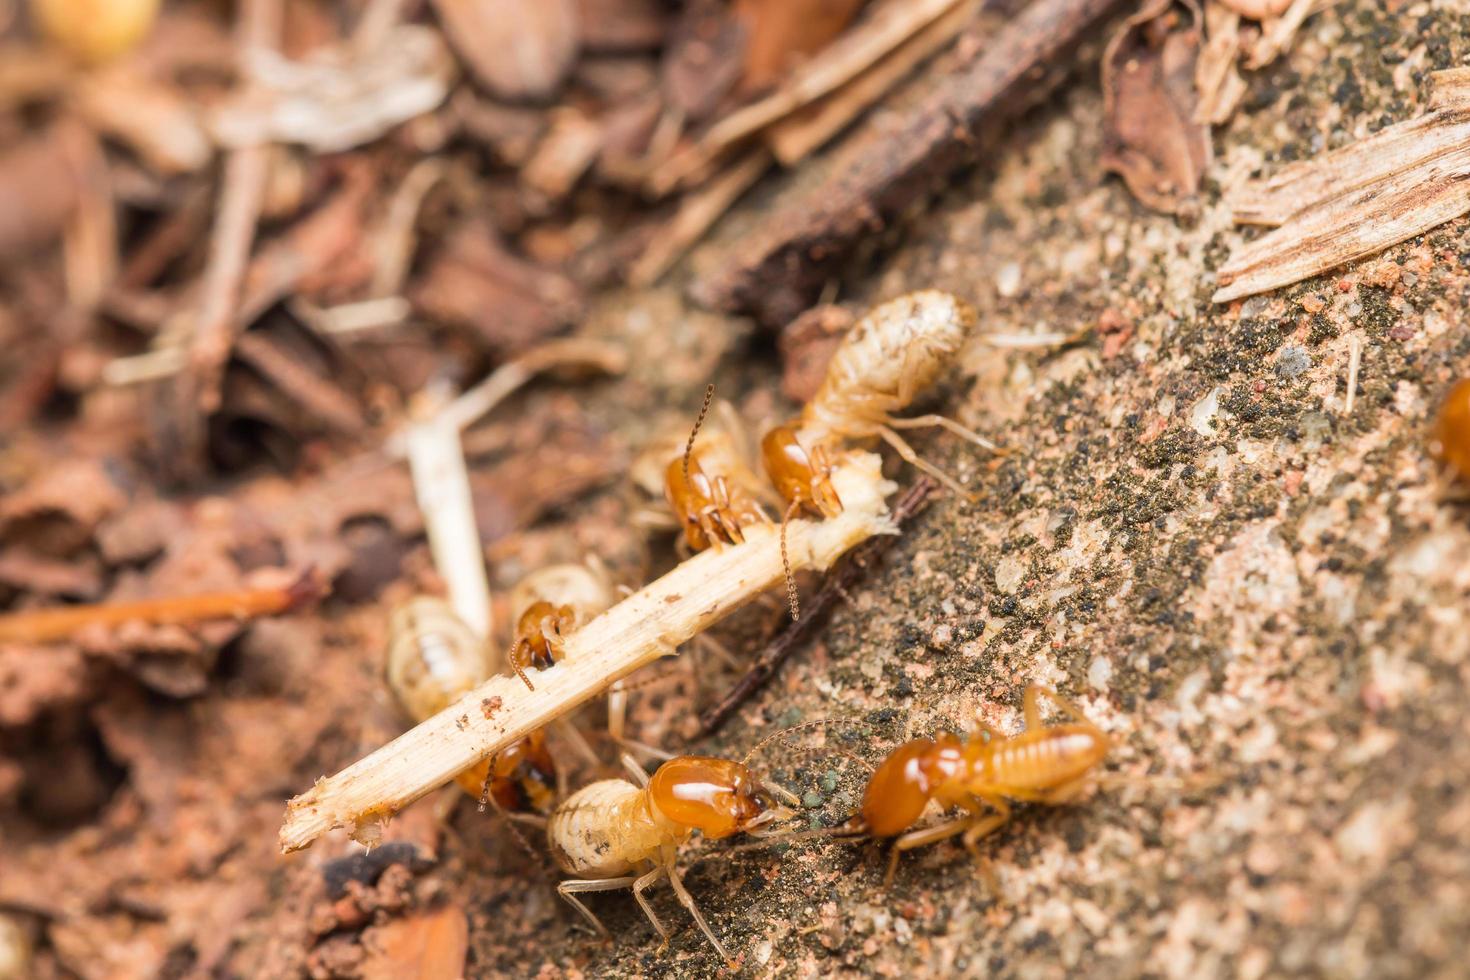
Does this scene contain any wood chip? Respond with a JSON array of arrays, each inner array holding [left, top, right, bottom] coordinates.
[[1215, 70, 1470, 303]]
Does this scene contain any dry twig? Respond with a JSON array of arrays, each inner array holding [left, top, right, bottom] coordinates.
[[278, 453, 896, 852]]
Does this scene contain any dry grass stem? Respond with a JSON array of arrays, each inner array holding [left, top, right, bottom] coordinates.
[[278, 452, 896, 852]]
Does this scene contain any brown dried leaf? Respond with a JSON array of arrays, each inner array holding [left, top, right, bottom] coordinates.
[[0, 123, 89, 259], [431, 0, 579, 100], [735, 0, 866, 94], [1100, 0, 1210, 216]]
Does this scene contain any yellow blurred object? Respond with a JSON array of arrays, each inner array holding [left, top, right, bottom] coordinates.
[[30, 0, 160, 64]]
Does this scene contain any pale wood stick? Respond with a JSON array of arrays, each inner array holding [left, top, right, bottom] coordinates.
[[405, 408, 493, 640], [278, 453, 896, 852]]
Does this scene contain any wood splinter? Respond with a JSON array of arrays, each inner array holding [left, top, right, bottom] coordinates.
[[278, 453, 898, 854]]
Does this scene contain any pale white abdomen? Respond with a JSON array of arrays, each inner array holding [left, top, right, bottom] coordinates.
[[807, 290, 975, 436], [547, 779, 678, 878]]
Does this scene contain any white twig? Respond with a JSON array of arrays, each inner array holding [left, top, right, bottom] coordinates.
[[405, 407, 493, 639], [278, 453, 897, 852], [386, 338, 628, 457]]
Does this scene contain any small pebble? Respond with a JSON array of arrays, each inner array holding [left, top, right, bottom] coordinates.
[[1275, 345, 1311, 380], [820, 771, 840, 793], [802, 790, 824, 809]]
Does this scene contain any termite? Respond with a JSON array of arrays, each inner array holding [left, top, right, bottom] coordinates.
[[386, 596, 557, 811], [546, 752, 796, 963], [761, 289, 999, 515], [808, 685, 1110, 886], [506, 562, 616, 691], [1432, 377, 1470, 483], [662, 384, 772, 553]]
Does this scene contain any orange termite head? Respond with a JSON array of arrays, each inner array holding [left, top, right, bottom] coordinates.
[[1433, 377, 1470, 482], [760, 422, 843, 519], [509, 601, 572, 672], [648, 756, 783, 840], [488, 729, 558, 814], [860, 735, 966, 838], [663, 453, 717, 550]]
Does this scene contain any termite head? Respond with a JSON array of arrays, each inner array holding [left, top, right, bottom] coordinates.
[[488, 729, 558, 814], [760, 421, 843, 519], [648, 756, 788, 840], [1433, 377, 1470, 482], [860, 735, 966, 838], [509, 600, 576, 672]]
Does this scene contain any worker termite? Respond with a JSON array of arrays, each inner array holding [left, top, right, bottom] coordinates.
[[802, 686, 1111, 886], [386, 596, 557, 812], [1432, 377, 1470, 483], [506, 562, 616, 691], [662, 384, 773, 553], [546, 752, 797, 963], [761, 289, 999, 513]]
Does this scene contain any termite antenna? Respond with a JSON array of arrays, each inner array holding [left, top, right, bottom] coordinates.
[[683, 383, 716, 487], [508, 639, 535, 691], [740, 718, 875, 769], [477, 761, 494, 813], [781, 499, 801, 622]]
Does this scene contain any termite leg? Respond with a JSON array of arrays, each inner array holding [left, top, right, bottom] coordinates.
[[666, 860, 734, 962], [696, 508, 726, 549], [551, 718, 603, 785], [632, 865, 672, 950], [1035, 773, 1097, 805], [970, 708, 1006, 743], [886, 413, 1001, 453], [1023, 684, 1090, 730], [960, 794, 1012, 893], [607, 682, 673, 763], [490, 794, 544, 862], [620, 753, 650, 787], [884, 816, 973, 888], [694, 633, 741, 671], [558, 877, 637, 937], [876, 425, 977, 501]]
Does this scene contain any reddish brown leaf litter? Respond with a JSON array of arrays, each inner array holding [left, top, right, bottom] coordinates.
[[3, 0, 1470, 976]]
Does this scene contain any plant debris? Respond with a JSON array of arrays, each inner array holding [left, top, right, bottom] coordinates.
[[1100, 0, 1210, 216]]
